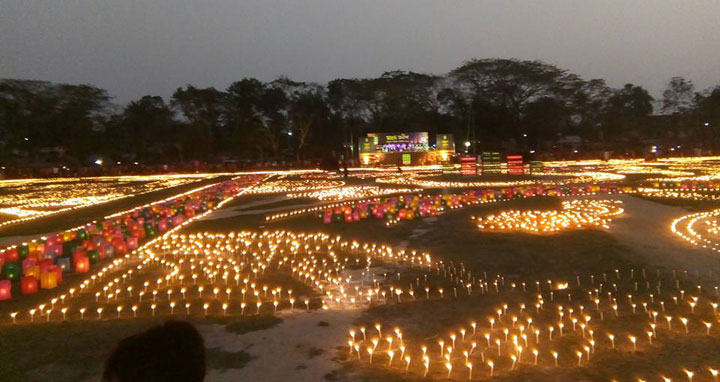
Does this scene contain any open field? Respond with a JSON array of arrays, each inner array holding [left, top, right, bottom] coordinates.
[[0, 175, 229, 242], [4, 160, 720, 382], [0, 175, 219, 228]]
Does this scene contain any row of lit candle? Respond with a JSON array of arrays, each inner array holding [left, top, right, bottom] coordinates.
[[343, 265, 720, 380]]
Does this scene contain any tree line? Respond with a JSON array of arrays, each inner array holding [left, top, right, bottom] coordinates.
[[1, 58, 719, 168]]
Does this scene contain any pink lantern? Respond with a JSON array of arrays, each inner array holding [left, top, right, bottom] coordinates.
[[127, 237, 139, 250]]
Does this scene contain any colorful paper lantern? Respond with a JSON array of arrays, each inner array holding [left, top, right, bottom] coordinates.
[[5, 248, 19, 262], [127, 237, 139, 250], [24, 265, 40, 279], [0, 280, 11, 300], [18, 245, 29, 258], [56, 257, 71, 273], [22, 258, 37, 273], [3, 261, 20, 280], [88, 250, 100, 264], [21, 276, 38, 295], [74, 256, 89, 273]]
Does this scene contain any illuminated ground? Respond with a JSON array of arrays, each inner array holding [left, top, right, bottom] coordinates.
[[184, 179, 720, 382], [0, 175, 217, 228], [0, 175, 227, 244], [3, 166, 720, 382]]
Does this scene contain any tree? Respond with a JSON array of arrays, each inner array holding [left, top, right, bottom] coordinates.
[[287, 84, 328, 162], [226, 78, 267, 161], [450, 58, 584, 141], [258, 79, 291, 159], [609, 84, 654, 117], [695, 85, 720, 147], [4, 56, 719, 168], [170, 86, 229, 160], [570, 79, 613, 141], [523, 97, 570, 146], [601, 84, 654, 140], [661, 76, 696, 115], [0, 79, 112, 163], [697, 86, 720, 124], [114, 96, 175, 162]]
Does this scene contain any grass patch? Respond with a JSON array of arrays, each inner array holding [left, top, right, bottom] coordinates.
[[0, 319, 162, 382], [262, 196, 639, 279], [0, 314, 287, 382]]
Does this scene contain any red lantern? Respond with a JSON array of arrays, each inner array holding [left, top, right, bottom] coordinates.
[[158, 218, 169, 232], [5, 248, 19, 262], [0, 280, 10, 300], [112, 238, 127, 255], [74, 256, 89, 273], [85, 240, 97, 251], [127, 237, 139, 250], [39, 259, 54, 273], [21, 276, 38, 295]]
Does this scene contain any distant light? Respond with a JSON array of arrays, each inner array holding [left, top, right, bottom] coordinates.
[[116, 161, 121, 165], [134, 162, 139, 165], [705, 122, 710, 127], [530, 150, 535, 154], [464, 141, 471, 147], [23, 137, 29, 141], [573, 150, 578, 153], [288, 131, 293, 136], [670, 148, 675, 151], [94, 159, 103, 165], [522, 134, 527, 138]]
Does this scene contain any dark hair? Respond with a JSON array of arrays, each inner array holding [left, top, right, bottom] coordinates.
[[103, 320, 206, 382]]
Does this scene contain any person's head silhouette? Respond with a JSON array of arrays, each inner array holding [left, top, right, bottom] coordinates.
[[103, 320, 206, 382]]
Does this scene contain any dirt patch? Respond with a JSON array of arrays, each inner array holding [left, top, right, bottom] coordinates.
[[202, 309, 363, 382]]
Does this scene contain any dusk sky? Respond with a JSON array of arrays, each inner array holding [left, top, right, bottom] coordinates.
[[2, 0, 719, 104]]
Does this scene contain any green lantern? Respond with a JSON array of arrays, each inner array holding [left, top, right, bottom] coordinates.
[[88, 250, 100, 264], [3, 261, 20, 281], [62, 241, 79, 257], [18, 245, 29, 259], [77, 229, 88, 240]]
